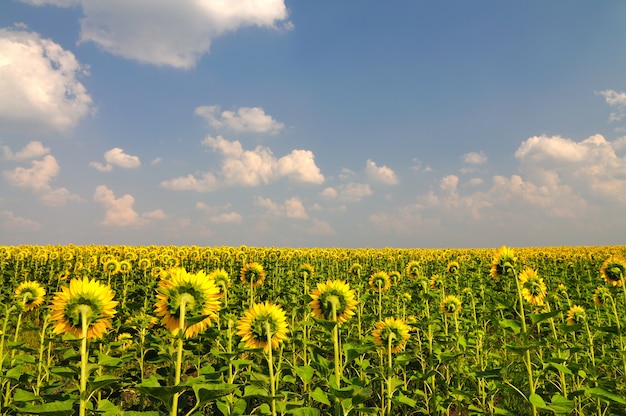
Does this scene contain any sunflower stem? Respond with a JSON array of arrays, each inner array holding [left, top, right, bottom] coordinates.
[[329, 297, 341, 389], [79, 305, 90, 416], [265, 322, 277, 416], [172, 296, 188, 416], [514, 270, 537, 416]]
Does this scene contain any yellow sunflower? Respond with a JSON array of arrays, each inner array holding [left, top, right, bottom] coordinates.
[[405, 261, 421, 279], [15, 281, 46, 311], [240, 262, 266, 287], [103, 259, 121, 275], [236, 302, 289, 352], [154, 268, 221, 338], [489, 245, 517, 278], [349, 263, 363, 278], [372, 317, 411, 353], [208, 269, 230, 296], [369, 271, 391, 292], [49, 277, 118, 340], [441, 295, 462, 316], [518, 268, 547, 306], [298, 263, 315, 279], [600, 257, 626, 287], [593, 286, 611, 306], [566, 305, 586, 325], [309, 280, 358, 324], [446, 261, 460, 274]]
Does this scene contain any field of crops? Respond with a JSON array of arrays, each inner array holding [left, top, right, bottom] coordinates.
[[1, 245, 626, 416]]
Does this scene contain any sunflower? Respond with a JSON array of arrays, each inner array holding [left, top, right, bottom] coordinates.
[[372, 317, 411, 353], [49, 277, 118, 340], [137, 258, 151, 271], [240, 262, 266, 287], [309, 280, 358, 324], [103, 259, 121, 275], [566, 305, 586, 325], [236, 302, 289, 352], [518, 268, 547, 306], [369, 271, 391, 292], [405, 261, 421, 279], [154, 268, 221, 338], [388, 270, 402, 284], [489, 245, 517, 278], [119, 260, 132, 274], [15, 281, 46, 311], [441, 295, 462, 316], [446, 261, 460, 275], [349, 263, 363, 278], [593, 286, 611, 306], [208, 269, 230, 296], [298, 263, 315, 279], [600, 257, 626, 287]]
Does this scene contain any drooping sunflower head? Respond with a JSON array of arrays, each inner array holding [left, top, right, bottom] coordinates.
[[372, 317, 411, 353], [405, 261, 421, 279], [566, 305, 586, 326], [446, 261, 460, 275], [489, 245, 517, 278], [349, 263, 363, 278], [388, 270, 402, 284], [154, 268, 221, 338], [103, 259, 121, 275], [441, 295, 462, 316], [15, 281, 46, 311], [309, 280, 358, 324], [369, 271, 391, 292], [298, 263, 315, 280], [240, 262, 266, 287], [429, 274, 443, 290], [49, 277, 118, 340], [518, 268, 547, 306], [119, 260, 132, 274], [236, 301, 289, 352], [600, 257, 626, 287], [593, 286, 611, 306], [208, 269, 230, 295], [137, 258, 151, 271]]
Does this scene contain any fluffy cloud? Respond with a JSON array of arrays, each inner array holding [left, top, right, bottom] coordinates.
[[0, 27, 94, 133], [3, 154, 81, 206], [161, 135, 324, 191], [93, 185, 162, 227], [196, 202, 243, 223], [90, 148, 141, 172], [365, 159, 398, 185], [596, 89, 626, 122], [319, 183, 372, 202], [255, 196, 308, 219], [195, 106, 285, 134], [1, 210, 41, 231], [462, 151, 487, 165], [308, 219, 336, 235], [20, 0, 290, 68], [2, 141, 50, 161]]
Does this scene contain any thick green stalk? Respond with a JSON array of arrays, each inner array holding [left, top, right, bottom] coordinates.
[[79, 306, 90, 416], [171, 296, 189, 416], [514, 274, 537, 416], [265, 322, 277, 416]]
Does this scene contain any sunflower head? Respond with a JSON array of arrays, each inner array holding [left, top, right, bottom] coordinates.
[[49, 277, 118, 340], [372, 317, 411, 353], [388, 270, 402, 284], [405, 261, 421, 279], [103, 259, 121, 275], [15, 281, 46, 311], [369, 271, 391, 292], [593, 286, 611, 306], [137, 258, 151, 271], [240, 262, 266, 287], [309, 280, 358, 324], [489, 246, 517, 278], [154, 268, 221, 338], [236, 302, 289, 352], [566, 305, 586, 325], [349, 263, 363, 278], [298, 263, 315, 280], [441, 295, 462, 316], [119, 260, 132, 274], [600, 257, 626, 287], [518, 268, 547, 306], [208, 269, 230, 295], [446, 261, 460, 275]]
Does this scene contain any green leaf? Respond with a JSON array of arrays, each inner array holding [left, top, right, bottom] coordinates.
[[135, 376, 188, 412], [547, 394, 574, 415], [493, 406, 517, 415], [192, 383, 238, 408], [548, 362, 573, 375], [287, 407, 320, 416], [393, 393, 417, 408], [585, 387, 626, 405], [529, 393, 547, 409], [529, 310, 561, 325], [310, 387, 331, 406], [87, 375, 120, 395], [13, 388, 42, 403], [498, 319, 521, 335], [18, 399, 75, 415], [294, 365, 314, 384]]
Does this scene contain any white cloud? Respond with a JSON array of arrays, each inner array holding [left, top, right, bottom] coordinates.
[[596, 89, 626, 122], [365, 159, 398, 185], [21, 0, 290, 69], [195, 105, 285, 134], [3, 155, 81, 206], [320, 187, 338, 199], [255, 196, 308, 219], [93, 185, 152, 227], [162, 135, 324, 191], [1, 210, 41, 231], [2, 141, 50, 161], [195, 202, 243, 223], [90, 148, 141, 172], [308, 219, 336, 235], [339, 182, 373, 202], [0, 26, 94, 133], [462, 151, 487, 165]]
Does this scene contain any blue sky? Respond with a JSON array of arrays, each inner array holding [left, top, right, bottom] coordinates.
[[2, 1, 626, 248]]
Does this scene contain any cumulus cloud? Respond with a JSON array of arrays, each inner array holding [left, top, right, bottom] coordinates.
[[596, 89, 626, 122], [255, 196, 308, 219], [20, 0, 290, 68], [365, 159, 398, 185], [93, 185, 162, 227], [1, 210, 41, 231], [196, 202, 243, 223], [3, 154, 82, 206], [161, 135, 324, 191], [308, 219, 336, 235], [90, 148, 141, 172], [2, 141, 50, 161], [462, 151, 487, 165], [195, 105, 285, 134], [0, 26, 94, 133]]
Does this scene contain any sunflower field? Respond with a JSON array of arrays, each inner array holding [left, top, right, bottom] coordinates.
[[0, 244, 626, 416]]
